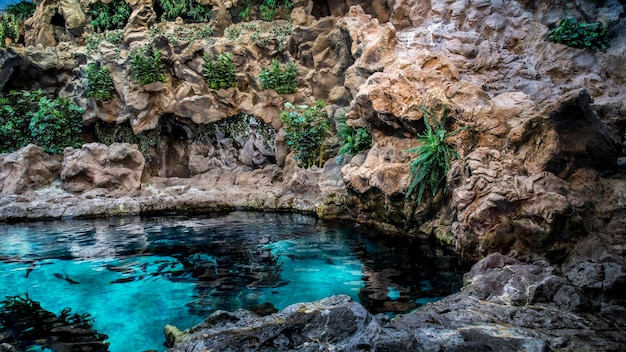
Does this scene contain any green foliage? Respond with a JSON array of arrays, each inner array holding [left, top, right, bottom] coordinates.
[[226, 26, 242, 41], [3, 0, 36, 22], [83, 29, 124, 56], [90, 0, 131, 33], [548, 17, 610, 50], [156, 0, 212, 23], [335, 116, 371, 163], [202, 52, 237, 90], [405, 104, 464, 205], [259, 59, 298, 94], [0, 13, 19, 48], [260, 0, 293, 21], [129, 45, 167, 85], [279, 100, 331, 168], [94, 121, 160, 159], [0, 90, 84, 154], [0, 293, 108, 350], [85, 62, 116, 101], [239, 3, 251, 21]]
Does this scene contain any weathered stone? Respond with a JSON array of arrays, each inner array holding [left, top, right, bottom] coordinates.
[[0, 144, 61, 195], [60, 143, 145, 196], [167, 295, 419, 352]]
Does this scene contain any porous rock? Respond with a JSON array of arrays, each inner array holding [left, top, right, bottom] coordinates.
[[60, 143, 145, 196], [0, 144, 61, 195], [166, 295, 419, 352]]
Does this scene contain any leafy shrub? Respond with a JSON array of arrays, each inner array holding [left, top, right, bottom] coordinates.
[[95, 121, 160, 159], [260, 0, 293, 21], [3, 0, 36, 22], [0, 90, 84, 154], [90, 0, 132, 33], [156, 0, 212, 22], [279, 100, 331, 168], [84, 62, 116, 101], [548, 17, 610, 50], [335, 116, 371, 163], [202, 52, 237, 90], [259, 59, 298, 94], [129, 45, 167, 85], [405, 104, 464, 205], [0, 13, 20, 48], [83, 29, 124, 56]]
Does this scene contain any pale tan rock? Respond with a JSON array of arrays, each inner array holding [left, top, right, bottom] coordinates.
[[61, 143, 145, 195], [0, 144, 62, 195]]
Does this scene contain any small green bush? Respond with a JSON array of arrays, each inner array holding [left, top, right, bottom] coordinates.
[[85, 62, 116, 101], [0, 13, 20, 48], [260, 0, 293, 21], [0, 90, 84, 154], [202, 52, 237, 90], [90, 0, 132, 33], [279, 100, 331, 168], [548, 17, 610, 50], [129, 45, 167, 85], [156, 0, 212, 23], [335, 116, 371, 163], [259, 59, 298, 94], [3, 0, 36, 22], [405, 103, 464, 205]]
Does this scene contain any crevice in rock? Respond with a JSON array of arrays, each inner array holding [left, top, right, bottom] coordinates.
[[50, 10, 66, 28], [546, 91, 621, 178], [311, 0, 331, 18]]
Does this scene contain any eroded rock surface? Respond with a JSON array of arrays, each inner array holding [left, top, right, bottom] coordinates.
[[0, 144, 61, 196], [61, 143, 145, 196]]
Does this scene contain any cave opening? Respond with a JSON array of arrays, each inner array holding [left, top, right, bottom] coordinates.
[[50, 10, 66, 28]]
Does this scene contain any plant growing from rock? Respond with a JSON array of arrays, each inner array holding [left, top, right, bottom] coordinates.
[[3, 0, 36, 22], [202, 52, 237, 90], [548, 17, 610, 50], [335, 115, 372, 163], [259, 59, 298, 94], [156, 0, 212, 23], [405, 103, 464, 205], [279, 100, 331, 168], [128, 45, 167, 85], [84, 62, 116, 101], [90, 0, 132, 33], [0, 90, 84, 154], [260, 0, 293, 21], [0, 13, 20, 48]]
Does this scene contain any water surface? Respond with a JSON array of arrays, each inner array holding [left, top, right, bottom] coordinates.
[[0, 212, 465, 351]]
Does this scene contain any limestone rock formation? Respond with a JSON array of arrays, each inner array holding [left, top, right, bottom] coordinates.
[[60, 143, 145, 196], [0, 144, 61, 195], [166, 295, 419, 351]]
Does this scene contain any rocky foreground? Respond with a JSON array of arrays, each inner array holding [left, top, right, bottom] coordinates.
[[1, 0, 626, 350]]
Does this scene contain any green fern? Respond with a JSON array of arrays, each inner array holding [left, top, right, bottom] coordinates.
[[129, 46, 167, 85], [156, 0, 212, 23], [90, 0, 131, 33], [405, 103, 464, 204], [3, 0, 36, 22], [335, 116, 371, 163], [202, 52, 237, 90], [84, 62, 116, 101], [259, 59, 298, 94]]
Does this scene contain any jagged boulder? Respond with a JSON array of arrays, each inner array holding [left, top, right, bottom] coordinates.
[[60, 143, 145, 196], [166, 295, 419, 351], [0, 144, 62, 195]]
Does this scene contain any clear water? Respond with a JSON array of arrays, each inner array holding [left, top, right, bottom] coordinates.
[[0, 212, 465, 352]]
